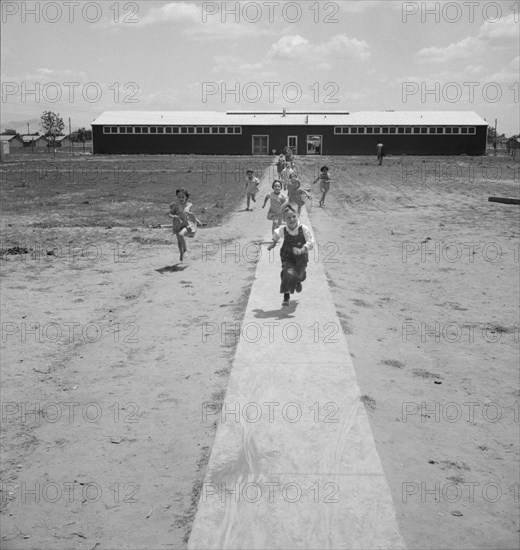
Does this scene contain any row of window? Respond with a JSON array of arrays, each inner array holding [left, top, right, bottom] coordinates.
[[334, 126, 477, 135], [103, 125, 477, 136], [103, 126, 242, 135]]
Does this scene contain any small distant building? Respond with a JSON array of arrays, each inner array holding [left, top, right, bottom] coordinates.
[[22, 135, 49, 149], [0, 134, 24, 150], [53, 135, 73, 148]]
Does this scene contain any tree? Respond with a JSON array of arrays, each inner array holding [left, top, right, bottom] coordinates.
[[77, 127, 88, 152], [487, 126, 497, 144], [41, 111, 64, 155], [1, 129, 17, 135]]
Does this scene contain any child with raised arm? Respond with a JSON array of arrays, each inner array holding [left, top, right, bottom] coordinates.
[[313, 165, 331, 207], [168, 188, 201, 262], [262, 179, 287, 233], [244, 169, 260, 211], [266, 203, 314, 307]]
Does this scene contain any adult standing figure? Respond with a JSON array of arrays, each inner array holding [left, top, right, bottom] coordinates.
[[377, 141, 385, 165]]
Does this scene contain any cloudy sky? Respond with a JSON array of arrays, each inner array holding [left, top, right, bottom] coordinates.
[[1, 0, 518, 135]]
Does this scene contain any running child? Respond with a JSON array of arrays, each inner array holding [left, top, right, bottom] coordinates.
[[284, 177, 311, 214], [262, 180, 287, 233], [276, 154, 285, 179], [280, 162, 294, 191], [266, 202, 315, 307], [244, 169, 260, 211], [313, 165, 331, 207], [168, 188, 201, 262]]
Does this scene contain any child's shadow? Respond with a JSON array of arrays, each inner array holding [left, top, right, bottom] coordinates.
[[156, 264, 187, 274], [252, 302, 298, 320]]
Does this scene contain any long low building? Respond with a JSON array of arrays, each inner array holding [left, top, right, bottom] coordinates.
[[91, 110, 488, 156]]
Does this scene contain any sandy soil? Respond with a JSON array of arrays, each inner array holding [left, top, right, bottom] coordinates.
[[1, 153, 518, 549]]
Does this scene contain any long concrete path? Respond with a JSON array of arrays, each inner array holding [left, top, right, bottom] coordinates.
[[188, 164, 406, 550]]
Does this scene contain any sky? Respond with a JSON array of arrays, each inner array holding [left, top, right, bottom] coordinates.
[[1, 0, 518, 136]]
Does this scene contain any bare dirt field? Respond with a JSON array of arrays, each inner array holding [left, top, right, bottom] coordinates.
[[1, 152, 518, 549]]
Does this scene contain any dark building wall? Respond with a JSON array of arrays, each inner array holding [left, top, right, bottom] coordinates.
[[93, 125, 487, 156]]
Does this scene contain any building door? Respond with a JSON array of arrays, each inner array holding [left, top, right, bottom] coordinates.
[[287, 136, 297, 154], [252, 135, 269, 155], [307, 135, 322, 155]]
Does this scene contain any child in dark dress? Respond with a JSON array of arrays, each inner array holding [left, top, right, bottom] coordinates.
[[266, 203, 315, 306]]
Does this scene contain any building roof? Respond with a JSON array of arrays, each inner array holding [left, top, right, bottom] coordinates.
[[0, 135, 22, 141], [91, 110, 488, 127], [55, 135, 71, 141], [22, 135, 48, 142]]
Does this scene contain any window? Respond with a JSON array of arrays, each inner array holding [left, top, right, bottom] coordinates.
[[413, 127, 421, 134], [218, 127, 226, 134], [398, 127, 405, 134], [334, 127, 341, 134], [436, 127, 443, 134], [142, 127, 149, 134], [118, 126, 126, 133], [165, 127, 172, 134], [157, 127, 164, 134], [358, 127, 365, 134], [445, 127, 452, 134], [134, 127, 142, 134], [111, 126, 118, 133], [366, 127, 373, 134], [203, 127, 210, 134], [452, 127, 459, 134], [188, 127, 195, 134], [428, 127, 436, 134], [468, 127, 476, 134], [211, 127, 219, 134], [181, 127, 188, 134], [103, 127, 109, 134], [172, 127, 179, 134], [196, 127, 203, 134], [234, 126, 242, 134], [150, 127, 157, 133], [382, 127, 389, 134], [405, 127, 412, 134], [420, 127, 427, 134], [350, 127, 358, 134], [461, 127, 468, 134]]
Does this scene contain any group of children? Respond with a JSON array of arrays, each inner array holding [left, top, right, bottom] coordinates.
[[168, 156, 332, 306]]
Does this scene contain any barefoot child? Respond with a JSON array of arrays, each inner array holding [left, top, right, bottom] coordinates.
[[276, 154, 285, 179], [284, 177, 311, 214], [266, 203, 314, 306], [262, 180, 287, 233], [168, 188, 201, 262], [244, 169, 260, 211], [313, 165, 331, 207]]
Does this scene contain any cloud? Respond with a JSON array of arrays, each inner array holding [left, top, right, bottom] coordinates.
[[416, 36, 484, 63], [268, 35, 310, 60], [268, 34, 370, 63], [479, 14, 519, 39], [138, 2, 200, 26]]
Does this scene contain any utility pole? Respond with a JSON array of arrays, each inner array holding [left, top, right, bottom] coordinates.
[[27, 122, 30, 134], [494, 118, 497, 156], [69, 117, 72, 156]]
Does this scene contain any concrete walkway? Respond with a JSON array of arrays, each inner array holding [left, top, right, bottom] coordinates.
[[188, 164, 405, 550]]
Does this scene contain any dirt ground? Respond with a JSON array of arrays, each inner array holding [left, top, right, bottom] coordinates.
[[1, 152, 519, 549]]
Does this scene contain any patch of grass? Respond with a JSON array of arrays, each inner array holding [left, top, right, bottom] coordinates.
[[361, 395, 376, 410], [412, 369, 441, 379], [382, 359, 405, 369]]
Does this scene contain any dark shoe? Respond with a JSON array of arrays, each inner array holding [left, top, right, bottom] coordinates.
[[295, 282, 302, 293], [282, 293, 290, 306]]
